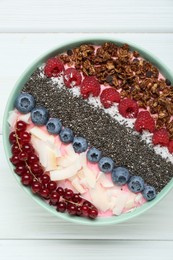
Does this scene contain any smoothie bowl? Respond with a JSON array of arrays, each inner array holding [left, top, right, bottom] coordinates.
[[3, 38, 173, 225]]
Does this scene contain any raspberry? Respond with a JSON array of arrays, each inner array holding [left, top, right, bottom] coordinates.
[[80, 76, 100, 99], [63, 68, 82, 88], [100, 88, 120, 108], [168, 140, 173, 153], [134, 111, 155, 133], [152, 128, 169, 146], [118, 98, 139, 118], [44, 57, 64, 77]]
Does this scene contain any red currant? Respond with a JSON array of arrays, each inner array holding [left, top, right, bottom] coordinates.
[[28, 154, 39, 164], [31, 181, 41, 193], [11, 143, 21, 155], [30, 163, 43, 175], [39, 188, 50, 199], [63, 189, 74, 200], [57, 201, 67, 212], [72, 194, 82, 203], [40, 174, 50, 184], [18, 151, 28, 161], [56, 187, 64, 196], [83, 200, 92, 208], [47, 181, 57, 191], [9, 131, 17, 144], [88, 208, 98, 219], [22, 143, 34, 154], [16, 121, 27, 132], [10, 154, 20, 165], [19, 132, 31, 144], [67, 203, 77, 215], [76, 206, 82, 216], [81, 205, 89, 217], [21, 173, 33, 186], [50, 191, 60, 205], [14, 163, 26, 176]]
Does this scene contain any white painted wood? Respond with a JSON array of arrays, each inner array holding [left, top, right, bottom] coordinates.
[[0, 0, 173, 32], [0, 240, 173, 260], [0, 33, 173, 133]]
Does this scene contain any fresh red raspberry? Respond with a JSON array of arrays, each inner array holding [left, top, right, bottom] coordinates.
[[63, 68, 82, 88], [152, 128, 169, 146], [80, 76, 101, 99], [44, 57, 64, 77], [118, 98, 139, 118], [134, 111, 155, 133], [168, 140, 173, 153], [100, 88, 120, 108]]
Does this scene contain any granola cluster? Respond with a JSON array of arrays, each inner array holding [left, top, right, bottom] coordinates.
[[59, 42, 172, 136]]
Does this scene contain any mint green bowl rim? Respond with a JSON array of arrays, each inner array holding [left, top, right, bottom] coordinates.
[[3, 37, 173, 226]]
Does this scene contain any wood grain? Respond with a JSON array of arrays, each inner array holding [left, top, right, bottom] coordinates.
[[0, 0, 173, 32]]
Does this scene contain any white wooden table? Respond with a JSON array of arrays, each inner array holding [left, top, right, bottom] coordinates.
[[1, 1, 173, 259]]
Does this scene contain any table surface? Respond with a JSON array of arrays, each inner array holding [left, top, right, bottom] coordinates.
[[1, 1, 173, 259]]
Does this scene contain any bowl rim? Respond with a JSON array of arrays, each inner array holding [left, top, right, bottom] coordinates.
[[2, 36, 173, 226]]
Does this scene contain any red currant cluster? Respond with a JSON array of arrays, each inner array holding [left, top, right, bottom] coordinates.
[[9, 120, 98, 219]]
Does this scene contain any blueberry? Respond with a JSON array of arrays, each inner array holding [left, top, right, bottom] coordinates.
[[142, 185, 156, 201], [72, 137, 88, 153], [46, 118, 62, 135], [128, 176, 144, 193], [14, 92, 35, 114], [59, 128, 74, 144], [87, 147, 102, 163], [112, 167, 130, 186], [98, 157, 114, 173], [31, 106, 49, 126]]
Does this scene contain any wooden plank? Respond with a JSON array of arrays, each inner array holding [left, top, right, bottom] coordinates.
[[0, 0, 173, 32], [0, 240, 173, 260]]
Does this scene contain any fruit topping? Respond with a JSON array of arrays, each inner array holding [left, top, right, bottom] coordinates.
[[15, 93, 35, 114], [118, 98, 139, 118], [87, 147, 102, 163], [80, 76, 101, 99], [46, 118, 62, 135], [134, 111, 155, 133], [100, 88, 120, 108], [128, 176, 144, 193], [63, 68, 82, 88], [72, 137, 88, 153], [142, 185, 156, 201], [111, 167, 130, 186], [44, 57, 64, 77], [152, 128, 169, 146], [31, 106, 49, 126], [98, 157, 114, 173], [59, 128, 74, 144]]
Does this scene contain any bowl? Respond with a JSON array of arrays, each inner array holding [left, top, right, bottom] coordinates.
[[3, 37, 173, 225]]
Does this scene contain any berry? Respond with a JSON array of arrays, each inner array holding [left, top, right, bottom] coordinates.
[[72, 137, 88, 153], [46, 118, 62, 135], [76, 206, 82, 216], [31, 163, 43, 176], [57, 201, 67, 212], [19, 131, 31, 144], [11, 143, 20, 155], [100, 88, 120, 108], [22, 143, 34, 154], [83, 200, 92, 208], [59, 128, 74, 144], [98, 157, 114, 173], [168, 140, 173, 153], [18, 151, 28, 161], [80, 76, 101, 99], [40, 174, 50, 184], [72, 194, 82, 203], [47, 181, 57, 191], [88, 208, 98, 219], [64, 68, 82, 88], [134, 111, 155, 133], [31, 106, 49, 126], [67, 203, 77, 215], [56, 187, 64, 196], [9, 131, 17, 144], [50, 191, 60, 205], [142, 185, 156, 201], [21, 173, 33, 186], [15, 92, 35, 114], [10, 155, 20, 165], [152, 128, 169, 146], [118, 98, 139, 118], [44, 57, 64, 77], [14, 163, 26, 176], [81, 205, 89, 217], [31, 181, 41, 193], [87, 147, 102, 163], [39, 188, 50, 199], [16, 121, 27, 132], [63, 189, 74, 200], [27, 154, 39, 164], [128, 176, 144, 193], [112, 167, 130, 186]]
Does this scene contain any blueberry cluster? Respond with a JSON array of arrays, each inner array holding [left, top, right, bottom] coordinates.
[[15, 92, 156, 201]]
